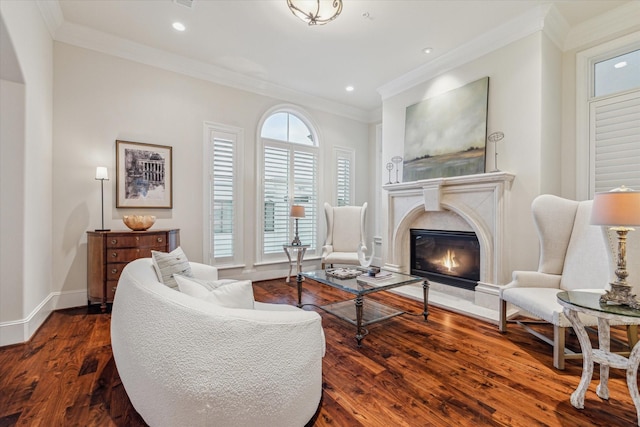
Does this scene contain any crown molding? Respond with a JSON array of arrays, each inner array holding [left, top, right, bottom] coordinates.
[[35, 0, 63, 38], [564, 2, 640, 52], [53, 21, 372, 123], [542, 4, 570, 50], [377, 5, 565, 101]]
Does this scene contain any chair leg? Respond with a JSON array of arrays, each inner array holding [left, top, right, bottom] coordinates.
[[628, 324, 639, 349], [499, 299, 508, 333], [553, 325, 566, 370]]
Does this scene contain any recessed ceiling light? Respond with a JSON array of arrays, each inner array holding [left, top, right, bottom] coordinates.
[[614, 61, 628, 69], [422, 47, 433, 54], [345, 86, 354, 92], [172, 22, 186, 32]]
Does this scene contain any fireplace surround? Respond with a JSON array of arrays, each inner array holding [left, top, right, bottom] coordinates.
[[383, 172, 515, 321]]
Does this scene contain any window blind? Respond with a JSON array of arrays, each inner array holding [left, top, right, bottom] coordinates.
[[293, 149, 317, 248], [211, 136, 235, 259], [263, 145, 291, 254], [591, 91, 640, 194], [336, 155, 351, 206]]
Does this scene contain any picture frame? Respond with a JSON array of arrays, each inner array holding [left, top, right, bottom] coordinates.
[[403, 76, 489, 181], [116, 140, 173, 209]]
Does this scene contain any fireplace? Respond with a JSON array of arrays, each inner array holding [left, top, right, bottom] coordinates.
[[410, 229, 480, 291]]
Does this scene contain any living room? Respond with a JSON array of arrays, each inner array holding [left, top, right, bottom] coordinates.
[[1, 1, 640, 425]]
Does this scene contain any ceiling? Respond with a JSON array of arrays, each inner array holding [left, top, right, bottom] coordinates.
[[53, 0, 629, 117]]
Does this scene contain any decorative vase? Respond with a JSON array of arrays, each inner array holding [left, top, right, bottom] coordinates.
[[123, 215, 156, 231]]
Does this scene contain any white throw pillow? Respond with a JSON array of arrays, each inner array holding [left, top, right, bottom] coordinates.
[[175, 275, 255, 309], [174, 275, 237, 292], [151, 247, 193, 289], [174, 275, 211, 299], [204, 280, 255, 309]]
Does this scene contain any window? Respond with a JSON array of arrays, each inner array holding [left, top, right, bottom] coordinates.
[[204, 123, 243, 265], [594, 49, 640, 98], [259, 109, 318, 259], [334, 147, 354, 207], [591, 47, 640, 195], [576, 34, 640, 199]]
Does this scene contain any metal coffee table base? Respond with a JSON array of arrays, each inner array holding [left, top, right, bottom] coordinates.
[[297, 274, 429, 346]]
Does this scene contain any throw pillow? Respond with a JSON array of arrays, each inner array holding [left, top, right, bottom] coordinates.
[[174, 275, 255, 309], [174, 275, 237, 292], [204, 280, 255, 309], [151, 246, 193, 289], [174, 275, 211, 299]]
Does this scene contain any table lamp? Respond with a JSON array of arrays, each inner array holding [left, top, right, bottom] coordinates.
[[591, 185, 640, 308], [290, 205, 305, 246], [95, 166, 110, 232]]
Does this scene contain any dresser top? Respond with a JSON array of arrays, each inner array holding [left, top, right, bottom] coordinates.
[[87, 229, 179, 235]]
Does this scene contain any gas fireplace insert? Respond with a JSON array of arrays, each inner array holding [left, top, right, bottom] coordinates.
[[410, 229, 480, 291]]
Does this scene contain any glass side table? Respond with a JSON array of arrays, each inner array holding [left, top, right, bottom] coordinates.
[[283, 244, 309, 283], [557, 290, 640, 425]]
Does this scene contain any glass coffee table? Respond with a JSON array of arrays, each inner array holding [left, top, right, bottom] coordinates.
[[297, 268, 429, 346]]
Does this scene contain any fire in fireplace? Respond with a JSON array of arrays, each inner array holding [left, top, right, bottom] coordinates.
[[410, 229, 480, 290]]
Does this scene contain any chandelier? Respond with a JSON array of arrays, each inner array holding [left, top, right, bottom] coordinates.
[[287, 0, 343, 26]]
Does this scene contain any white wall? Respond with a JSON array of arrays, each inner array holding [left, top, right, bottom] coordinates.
[[52, 42, 370, 293], [0, 1, 54, 345], [0, 78, 25, 326], [381, 32, 559, 274]]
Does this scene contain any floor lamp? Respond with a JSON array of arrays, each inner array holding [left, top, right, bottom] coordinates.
[[591, 185, 640, 308], [290, 205, 305, 246], [95, 166, 110, 232]]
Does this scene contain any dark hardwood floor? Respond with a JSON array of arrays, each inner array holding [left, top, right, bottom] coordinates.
[[1, 278, 638, 426]]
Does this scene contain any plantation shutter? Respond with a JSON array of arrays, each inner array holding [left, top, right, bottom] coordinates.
[[336, 154, 351, 207], [293, 149, 317, 248], [211, 134, 235, 259], [263, 145, 291, 254], [590, 90, 640, 195]]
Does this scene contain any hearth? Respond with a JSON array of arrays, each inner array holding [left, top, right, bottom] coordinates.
[[410, 229, 480, 291]]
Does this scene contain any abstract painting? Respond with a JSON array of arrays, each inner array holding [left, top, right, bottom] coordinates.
[[403, 77, 489, 181]]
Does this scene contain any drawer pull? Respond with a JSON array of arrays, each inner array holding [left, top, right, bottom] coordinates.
[[111, 252, 118, 258], [111, 268, 118, 274], [157, 237, 163, 243], [111, 239, 117, 245], [112, 287, 117, 293], [136, 236, 140, 241]]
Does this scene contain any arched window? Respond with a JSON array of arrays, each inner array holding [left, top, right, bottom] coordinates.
[[259, 108, 319, 259]]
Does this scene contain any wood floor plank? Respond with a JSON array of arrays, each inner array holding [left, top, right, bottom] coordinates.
[[1, 281, 639, 426]]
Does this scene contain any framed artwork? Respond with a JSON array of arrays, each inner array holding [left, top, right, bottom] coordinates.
[[403, 76, 489, 182], [116, 140, 173, 209]]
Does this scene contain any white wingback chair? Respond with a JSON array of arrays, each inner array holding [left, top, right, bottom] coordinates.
[[321, 202, 367, 269], [499, 194, 640, 369]]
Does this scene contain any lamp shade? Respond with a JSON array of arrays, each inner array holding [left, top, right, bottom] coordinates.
[[290, 205, 305, 218], [591, 186, 640, 226], [95, 166, 109, 180]]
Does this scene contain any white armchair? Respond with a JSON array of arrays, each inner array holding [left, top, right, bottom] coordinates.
[[321, 202, 367, 269], [499, 194, 639, 369], [111, 258, 325, 426]]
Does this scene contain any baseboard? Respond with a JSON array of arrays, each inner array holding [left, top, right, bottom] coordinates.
[[0, 289, 87, 347]]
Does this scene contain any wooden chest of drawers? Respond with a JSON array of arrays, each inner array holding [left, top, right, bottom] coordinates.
[[87, 229, 179, 311]]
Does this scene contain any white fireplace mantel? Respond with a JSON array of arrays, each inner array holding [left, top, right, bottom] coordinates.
[[382, 171, 515, 319]]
